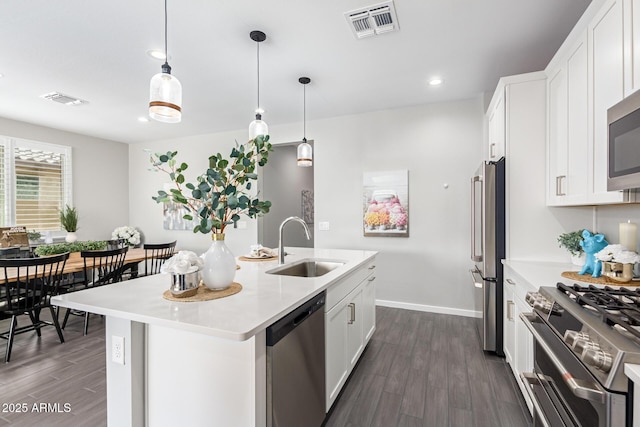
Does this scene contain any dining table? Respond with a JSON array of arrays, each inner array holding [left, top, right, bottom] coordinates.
[[0, 247, 149, 282]]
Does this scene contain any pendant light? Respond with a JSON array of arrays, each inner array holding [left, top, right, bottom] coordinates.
[[149, 0, 182, 123], [297, 77, 312, 167], [248, 30, 268, 139]]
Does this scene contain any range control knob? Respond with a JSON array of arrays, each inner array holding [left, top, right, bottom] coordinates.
[[533, 299, 554, 314], [581, 348, 613, 373], [564, 330, 590, 347], [573, 339, 600, 356], [525, 292, 541, 306]]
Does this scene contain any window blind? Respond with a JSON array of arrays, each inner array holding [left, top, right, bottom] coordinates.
[[0, 138, 72, 231]]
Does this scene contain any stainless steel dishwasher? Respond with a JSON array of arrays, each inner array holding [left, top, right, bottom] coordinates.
[[266, 291, 326, 427]]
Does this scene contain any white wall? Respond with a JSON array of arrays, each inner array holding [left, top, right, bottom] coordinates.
[[129, 98, 486, 315], [0, 117, 129, 241], [128, 130, 261, 256]]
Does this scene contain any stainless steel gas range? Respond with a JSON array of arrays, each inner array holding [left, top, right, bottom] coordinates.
[[521, 283, 640, 427]]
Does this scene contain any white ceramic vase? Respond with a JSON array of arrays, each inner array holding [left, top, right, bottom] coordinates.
[[201, 234, 236, 290], [65, 231, 78, 243]]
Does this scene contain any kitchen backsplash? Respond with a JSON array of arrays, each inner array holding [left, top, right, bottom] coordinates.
[[594, 204, 640, 252]]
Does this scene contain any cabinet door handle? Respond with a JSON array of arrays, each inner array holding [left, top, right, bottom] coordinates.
[[368, 276, 376, 282], [490, 143, 496, 158], [507, 301, 515, 321], [556, 175, 566, 196], [505, 278, 516, 285], [368, 265, 376, 270], [348, 303, 355, 324]]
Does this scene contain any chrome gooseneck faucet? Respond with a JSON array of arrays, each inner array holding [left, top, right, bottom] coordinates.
[[278, 216, 311, 264]]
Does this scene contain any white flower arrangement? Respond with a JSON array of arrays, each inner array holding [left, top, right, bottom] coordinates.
[[161, 250, 204, 275], [111, 226, 141, 247], [595, 244, 640, 264]]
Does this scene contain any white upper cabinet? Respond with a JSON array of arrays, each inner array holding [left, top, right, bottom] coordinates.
[[547, 32, 589, 205], [588, 0, 628, 203], [545, 0, 637, 206], [487, 94, 506, 161], [624, 0, 640, 95]]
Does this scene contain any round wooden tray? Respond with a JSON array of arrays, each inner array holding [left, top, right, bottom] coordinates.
[[162, 282, 242, 302], [238, 255, 277, 262], [561, 271, 639, 286]]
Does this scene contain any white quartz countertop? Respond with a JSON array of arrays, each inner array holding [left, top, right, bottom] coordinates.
[[502, 259, 581, 289], [503, 259, 639, 289], [51, 247, 377, 341]]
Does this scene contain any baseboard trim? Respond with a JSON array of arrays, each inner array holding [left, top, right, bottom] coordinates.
[[376, 299, 482, 318]]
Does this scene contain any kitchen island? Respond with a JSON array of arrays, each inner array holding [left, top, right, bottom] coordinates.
[[51, 247, 377, 427]]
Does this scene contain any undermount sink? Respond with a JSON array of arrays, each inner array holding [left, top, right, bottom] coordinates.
[[266, 258, 345, 278]]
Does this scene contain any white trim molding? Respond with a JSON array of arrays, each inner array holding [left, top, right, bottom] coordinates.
[[376, 299, 482, 318]]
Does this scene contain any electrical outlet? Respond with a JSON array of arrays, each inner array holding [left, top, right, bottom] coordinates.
[[112, 336, 125, 365]]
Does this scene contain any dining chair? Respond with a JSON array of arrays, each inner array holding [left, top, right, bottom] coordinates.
[[0, 247, 21, 259], [143, 241, 177, 276], [106, 238, 126, 250], [0, 252, 69, 362], [61, 246, 128, 335]]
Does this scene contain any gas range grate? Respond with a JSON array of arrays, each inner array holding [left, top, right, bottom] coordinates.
[[557, 282, 640, 340]]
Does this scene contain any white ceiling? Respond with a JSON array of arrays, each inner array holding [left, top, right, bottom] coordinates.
[[0, 0, 591, 144]]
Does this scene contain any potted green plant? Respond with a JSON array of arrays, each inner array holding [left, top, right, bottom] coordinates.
[[27, 229, 42, 244], [60, 205, 79, 243], [558, 229, 587, 265], [34, 240, 107, 256], [149, 135, 273, 290]]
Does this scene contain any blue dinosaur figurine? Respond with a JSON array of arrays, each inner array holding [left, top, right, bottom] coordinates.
[[578, 230, 608, 278]]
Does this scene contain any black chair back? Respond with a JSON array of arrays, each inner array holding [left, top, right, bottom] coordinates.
[[0, 252, 69, 362], [143, 241, 177, 276], [82, 246, 129, 287], [0, 247, 21, 259], [0, 252, 69, 312], [106, 239, 126, 250]]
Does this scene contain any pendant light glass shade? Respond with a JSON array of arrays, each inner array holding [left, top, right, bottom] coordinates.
[[249, 31, 267, 139], [149, 63, 182, 123], [297, 138, 313, 167], [249, 112, 268, 140], [297, 77, 312, 167], [149, 0, 181, 123]]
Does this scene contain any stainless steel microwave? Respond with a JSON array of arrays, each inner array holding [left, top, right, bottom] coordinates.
[[608, 90, 640, 190]]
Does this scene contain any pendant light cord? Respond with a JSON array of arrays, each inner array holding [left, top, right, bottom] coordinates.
[[256, 41, 260, 112], [164, 0, 168, 64], [303, 83, 306, 139]]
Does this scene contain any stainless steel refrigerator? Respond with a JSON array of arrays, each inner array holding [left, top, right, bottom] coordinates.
[[470, 158, 505, 356]]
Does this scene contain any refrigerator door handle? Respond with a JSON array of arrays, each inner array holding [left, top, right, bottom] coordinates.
[[471, 175, 483, 262]]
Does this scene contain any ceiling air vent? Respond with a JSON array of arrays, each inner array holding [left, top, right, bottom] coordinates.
[[40, 92, 87, 106], [345, 1, 399, 39]]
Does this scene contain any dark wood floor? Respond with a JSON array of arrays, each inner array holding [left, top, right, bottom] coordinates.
[[0, 307, 531, 427], [325, 306, 532, 427]]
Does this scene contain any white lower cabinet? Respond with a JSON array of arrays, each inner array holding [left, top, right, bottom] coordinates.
[[362, 274, 376, 342], [503, 266, 535, 415], [503, 280, 515, 367], [325, 259, 376, 412]]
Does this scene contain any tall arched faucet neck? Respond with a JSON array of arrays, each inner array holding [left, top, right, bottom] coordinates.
[[278, 216, 311, 264]]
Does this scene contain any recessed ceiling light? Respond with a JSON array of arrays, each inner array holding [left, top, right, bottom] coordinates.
[[0, 73, 4, 78], [138, 117, 149, 123], [146, 49, 168, 60], [429, 78, 443, 86]]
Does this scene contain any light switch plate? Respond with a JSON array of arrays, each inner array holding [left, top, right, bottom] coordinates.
[[319, 222, 330, 231]]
